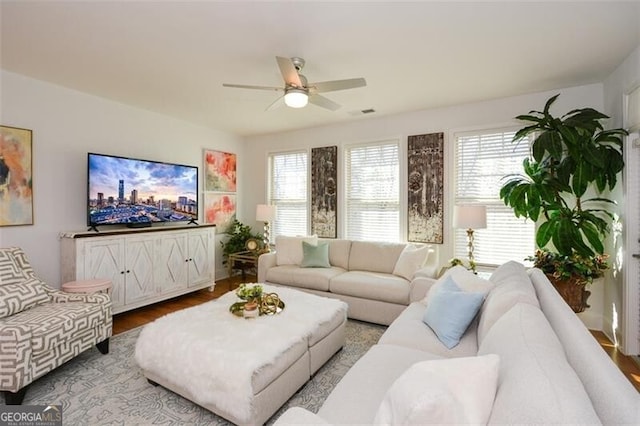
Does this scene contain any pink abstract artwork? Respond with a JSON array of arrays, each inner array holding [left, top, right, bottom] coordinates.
[[204, 193, 236, 232], [204, 149, 236, 192]]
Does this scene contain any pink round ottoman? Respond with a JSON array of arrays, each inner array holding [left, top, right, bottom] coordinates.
[[62, 278, 112, 295]]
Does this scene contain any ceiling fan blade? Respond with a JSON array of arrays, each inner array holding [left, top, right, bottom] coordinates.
[[265, 95, 285, 111], [276, 56, 303, 87], [309, 78, 367, 93], [223, 83, 283, 92], [309, 94, 341, 111]]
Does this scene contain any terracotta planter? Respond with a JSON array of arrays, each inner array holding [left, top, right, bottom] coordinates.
[[546, 273, 591, 313]]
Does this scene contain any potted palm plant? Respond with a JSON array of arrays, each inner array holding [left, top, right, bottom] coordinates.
[[500, 94, 627, 312]]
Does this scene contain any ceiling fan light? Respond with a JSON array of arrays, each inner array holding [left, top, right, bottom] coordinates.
[[284, 89, 308, 108]]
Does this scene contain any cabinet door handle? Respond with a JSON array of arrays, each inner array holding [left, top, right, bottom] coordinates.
[[120, 271, 125, 274], [126, 270, 130, 273], [633, 254, 640, 259]]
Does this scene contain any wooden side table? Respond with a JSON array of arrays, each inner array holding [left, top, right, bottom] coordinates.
[[62, 278, 112, 295]]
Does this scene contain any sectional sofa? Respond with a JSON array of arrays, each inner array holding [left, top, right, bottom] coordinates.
[[258, 236, 438, 325], [273, 261, 640, 425]]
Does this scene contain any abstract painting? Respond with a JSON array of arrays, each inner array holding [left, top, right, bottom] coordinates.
[[407, 132, 444, 243], [204, 149, 236, 192], [204, 193, 236, 233], [311, 146, 337, 238], [0, 125, 33, 226]]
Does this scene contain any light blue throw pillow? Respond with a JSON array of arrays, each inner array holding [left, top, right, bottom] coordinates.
[[423, 275, 485, 349], [301, 241, 331, 268]]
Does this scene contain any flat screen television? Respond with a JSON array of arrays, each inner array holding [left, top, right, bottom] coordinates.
[[87, 152, 198, 228]]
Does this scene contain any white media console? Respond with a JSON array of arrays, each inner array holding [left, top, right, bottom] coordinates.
[[60, 224, 215, 314]]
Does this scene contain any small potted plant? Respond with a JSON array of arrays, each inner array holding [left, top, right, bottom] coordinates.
[[449, 258, 477, 274], [236, 283, 263, 303], [500, 94, 627, 312], [220, 219, 263, 266]]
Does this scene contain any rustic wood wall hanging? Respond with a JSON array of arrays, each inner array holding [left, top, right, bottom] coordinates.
[[407, 132, 444, 243], [311, 146, 337, 238]]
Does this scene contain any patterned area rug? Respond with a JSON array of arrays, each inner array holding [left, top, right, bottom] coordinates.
[[2, 320, 386, 425]]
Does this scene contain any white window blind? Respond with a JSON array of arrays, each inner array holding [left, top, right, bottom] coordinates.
[[454, 129, 535, 265], [268, 151, 308, 239], [345, 140, 400, 242]]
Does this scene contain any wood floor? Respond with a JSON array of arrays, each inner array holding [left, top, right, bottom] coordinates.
[[113, 275, 640, 393]]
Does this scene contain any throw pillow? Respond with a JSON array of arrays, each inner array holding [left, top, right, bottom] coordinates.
[[0, 277, 49, 318], [392, 244, 431, 281], [422, 275, 486, 349], [0, 249, 31, 285], [373, 354, 500, 425], [275, 235, 318, 266], [301, 241, 331, 268]]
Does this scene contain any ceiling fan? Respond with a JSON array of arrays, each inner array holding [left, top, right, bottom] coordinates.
[[223, 56, 366, 111]]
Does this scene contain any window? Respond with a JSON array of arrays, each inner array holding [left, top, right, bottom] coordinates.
[[268, 151, 308, 239], [345, 140, 400, 242], [454, 129, 535, 265]]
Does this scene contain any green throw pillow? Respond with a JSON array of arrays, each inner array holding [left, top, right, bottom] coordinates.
[[301, 241, 330, 268]]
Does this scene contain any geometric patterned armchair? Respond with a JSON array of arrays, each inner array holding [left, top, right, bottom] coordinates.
[[0, 247, 112, 404]]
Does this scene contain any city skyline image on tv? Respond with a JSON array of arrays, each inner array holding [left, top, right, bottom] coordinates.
[[88, 153, 198, 226]]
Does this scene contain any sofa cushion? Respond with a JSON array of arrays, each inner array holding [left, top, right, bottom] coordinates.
[[478, 303, 601, 424], [373, 354, 500, 425], [0, 277, 49, 318], [301, 241, 331, 268], [330, 271, 410, 304], [422, 275, 486, 349], [348, 241, 405, 274], [392, 244, 430, 281], [477, 260, 540, 343], [275, 235, 318, 266], [4, 301, 107, 355], [378, 302, 479, 358], [320, 239, 352, 270], [318, 344, 442, 425], [266, 265, 345, 292]]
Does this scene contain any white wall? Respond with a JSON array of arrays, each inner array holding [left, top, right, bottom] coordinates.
[[0, 70, 244, 286], [604, 44, 640, 354], [243, 83, 602, 252]]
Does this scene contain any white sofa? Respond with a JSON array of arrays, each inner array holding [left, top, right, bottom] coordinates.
[[274, 261, 640, 425], [258, 237, 438, 325]]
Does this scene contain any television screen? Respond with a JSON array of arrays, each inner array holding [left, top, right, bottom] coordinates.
[[88, 153, 198, 226]]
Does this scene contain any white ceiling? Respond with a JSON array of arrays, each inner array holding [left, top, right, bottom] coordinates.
[[1, 1, 639, 137]]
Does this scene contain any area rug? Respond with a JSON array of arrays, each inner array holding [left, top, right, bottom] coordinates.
[[2, 320, 386, 425]]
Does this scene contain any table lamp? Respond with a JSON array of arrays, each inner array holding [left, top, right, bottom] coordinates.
[[256, 204, 277, 251], [453, 204, 487, 265]]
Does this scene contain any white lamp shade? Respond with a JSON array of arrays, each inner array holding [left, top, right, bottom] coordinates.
[[453, 205, 487, 230], [256, 204, 277, 222], [284, 89, 308, 108]]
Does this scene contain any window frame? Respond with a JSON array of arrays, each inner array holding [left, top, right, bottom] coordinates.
[[267, 149, 309, 239], [452, 126, 535, 267], [343, 138, 401, 242]]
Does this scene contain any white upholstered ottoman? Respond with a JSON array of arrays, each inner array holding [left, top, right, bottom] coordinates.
[[134, 285, 347, 426]]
